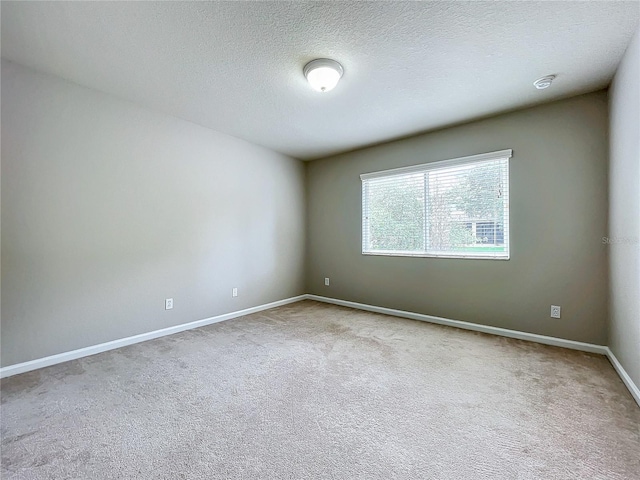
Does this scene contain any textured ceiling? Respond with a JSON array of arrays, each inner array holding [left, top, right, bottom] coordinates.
[[2, 1, 639, 160]]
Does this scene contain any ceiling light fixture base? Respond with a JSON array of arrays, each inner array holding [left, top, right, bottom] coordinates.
[[303, 58, 344, 92]]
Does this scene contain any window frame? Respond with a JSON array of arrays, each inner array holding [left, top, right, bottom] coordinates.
[[361, 149, 512, 260]]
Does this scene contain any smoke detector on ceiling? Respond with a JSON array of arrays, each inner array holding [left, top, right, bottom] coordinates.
[[533, 75, 556, 90]]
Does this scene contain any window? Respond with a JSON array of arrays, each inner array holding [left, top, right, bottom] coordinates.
[[361, 150, 511, 259]]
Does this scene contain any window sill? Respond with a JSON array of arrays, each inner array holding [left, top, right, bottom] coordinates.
[[362, 251, 510, 260]]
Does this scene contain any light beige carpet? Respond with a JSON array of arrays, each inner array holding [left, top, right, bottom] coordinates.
[[2, 300, 639, 479]]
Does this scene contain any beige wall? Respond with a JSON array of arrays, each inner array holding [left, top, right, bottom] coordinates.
[[307, 92, 609, 345], [1, 60, 306, 366], [609, 27, 640, 387]]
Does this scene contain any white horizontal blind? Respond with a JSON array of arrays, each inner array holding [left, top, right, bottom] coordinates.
[[362, 150, 511, 259]]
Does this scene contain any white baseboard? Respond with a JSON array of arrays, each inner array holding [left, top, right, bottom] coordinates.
[[306, 294, 609, 355], [604, 348, 640, 407], [0, 295, 307, 379], [3, 292, 638, 409]]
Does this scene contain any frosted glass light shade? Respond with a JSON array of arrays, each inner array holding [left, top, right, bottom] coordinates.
[[303, 59, 344, 92]]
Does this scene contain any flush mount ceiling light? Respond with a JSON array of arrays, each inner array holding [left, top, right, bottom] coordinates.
[[303, 58, 344, 92], [533, 75, 556, 90]]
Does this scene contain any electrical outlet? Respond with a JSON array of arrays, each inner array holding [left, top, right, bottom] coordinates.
[[324, 277, 330, 286], [550, 305, 561, 318], [232, 288, 238, 297], [165, 298, 173, 310]]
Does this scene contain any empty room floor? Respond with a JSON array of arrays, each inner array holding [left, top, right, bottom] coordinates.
[[2, 300, 639, 479]]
